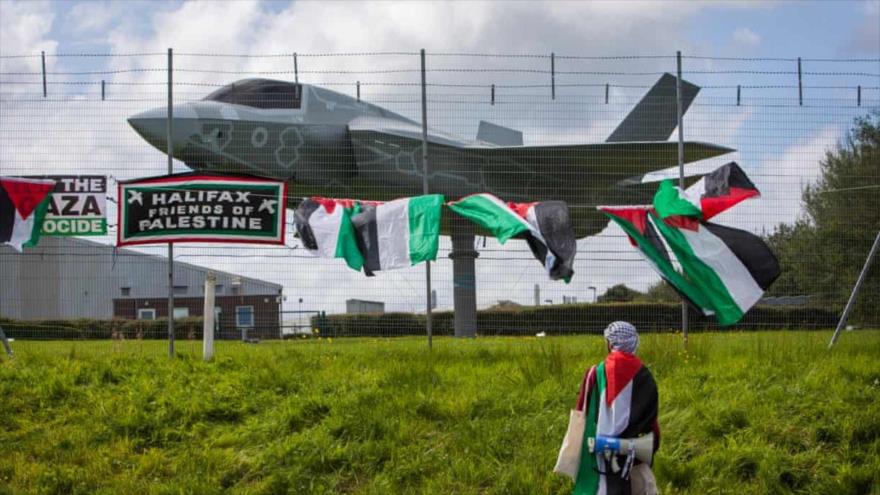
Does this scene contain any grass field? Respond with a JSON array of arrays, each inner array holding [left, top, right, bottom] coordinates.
[[1, 331, 879, 495]]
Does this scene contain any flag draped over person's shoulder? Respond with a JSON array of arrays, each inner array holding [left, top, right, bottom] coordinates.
[[447, 193, 576, 282], [574, 351, 659, 495], [0, 177, 56, 252], [294, 197, 365, 271], [599, 162, 779, 325], [351, 195, 444, 276]]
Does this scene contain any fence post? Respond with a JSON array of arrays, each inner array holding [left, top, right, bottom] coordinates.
[[166, 47, 175, 358], [550, 52, 556, 100], [41, 51, 47, 98], [829, 230, 880, 348], [797, 57, 803, 106], [294, 52, 299, 84], [676, 50, 688, 347], [737, 85, 741, 106], [491, 84, 495, 106], [101, 80, 105, 101], [857, 85, 861, 107], [605, 83, 609, 104], [356, 80, 360, 101], [420, 49, 433, 350]]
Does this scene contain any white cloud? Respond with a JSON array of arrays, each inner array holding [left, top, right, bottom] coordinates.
[[66, 1, 124, 34], [732, 27, 761, 47], [0, 1, 58, 75], [846, 1, 880, 54]]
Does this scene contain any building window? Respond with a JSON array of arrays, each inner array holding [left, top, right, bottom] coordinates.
[[215, 284, 224, 295], [137, 308, 156, 320], [236, 306, 254, 328], [120, 287, 131, 296], [173, 285, 188, 296], [173, 307, 190, 319]]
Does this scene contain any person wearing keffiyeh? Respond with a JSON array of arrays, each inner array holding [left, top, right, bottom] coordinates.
[[573, 321, 661, 495]]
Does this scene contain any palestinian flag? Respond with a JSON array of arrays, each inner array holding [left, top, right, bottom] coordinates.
[[351, 195, 443, 275], [575, 351, 659, 495], [447, 193, 576, 282], [293, 197, 365, 271], [599, 206, 713, 313], [0, 177, 56, 252], [653, 162, 759, 221], [651, 216, 780, 326]]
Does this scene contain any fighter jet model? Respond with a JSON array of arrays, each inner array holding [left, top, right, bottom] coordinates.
[[128, 74, 733, 238]]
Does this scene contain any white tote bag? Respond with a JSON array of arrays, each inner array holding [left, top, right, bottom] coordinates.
[[553, 365, 595, 480]]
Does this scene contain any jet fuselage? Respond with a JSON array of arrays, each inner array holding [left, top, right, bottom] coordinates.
[[128, 79, 733, 237]]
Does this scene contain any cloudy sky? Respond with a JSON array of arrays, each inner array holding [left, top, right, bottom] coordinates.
[[1, 0, 878, 315]]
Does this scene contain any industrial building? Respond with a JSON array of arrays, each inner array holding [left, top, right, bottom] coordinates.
[[346, 299, 385, 314], [0, 237, 283, 339]]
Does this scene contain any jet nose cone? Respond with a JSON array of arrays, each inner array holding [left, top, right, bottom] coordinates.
[[128, 107, 169, 152], [128, 104, 200, 154]]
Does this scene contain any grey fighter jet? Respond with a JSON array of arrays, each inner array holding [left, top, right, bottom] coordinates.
[[128, 74, 733, 238]]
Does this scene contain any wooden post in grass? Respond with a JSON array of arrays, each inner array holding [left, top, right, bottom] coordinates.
[[203, 272, 216, 361], [829, 230, 880, 348]]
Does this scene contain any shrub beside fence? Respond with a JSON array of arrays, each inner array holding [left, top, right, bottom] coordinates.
[[0, 304, 840, 340], [0, 317, 204, 340], [312, 303, 840, 337]]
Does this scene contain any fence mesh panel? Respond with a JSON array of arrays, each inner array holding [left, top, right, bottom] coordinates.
[[1, 51, 878, 352]]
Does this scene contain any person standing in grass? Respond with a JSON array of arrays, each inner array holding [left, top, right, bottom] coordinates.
[[574, 321, 660, 495]]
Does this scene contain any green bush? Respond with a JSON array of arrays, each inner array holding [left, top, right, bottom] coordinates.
[[0, 317, 204, 340], [313, 303, 838, 337]]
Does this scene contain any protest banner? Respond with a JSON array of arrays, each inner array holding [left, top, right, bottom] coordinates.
[[117, 174, 287, 246], [22, 175, 108, 236]]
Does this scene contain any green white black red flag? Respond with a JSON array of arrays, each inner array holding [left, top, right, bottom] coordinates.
[[0, 177, 56, 251], [447, 193, 576, 282]]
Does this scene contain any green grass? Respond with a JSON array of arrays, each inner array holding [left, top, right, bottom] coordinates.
[[1, 331, 879, 495]]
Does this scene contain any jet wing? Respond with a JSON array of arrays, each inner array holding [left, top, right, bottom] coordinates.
[[466, 141, 734, 177]]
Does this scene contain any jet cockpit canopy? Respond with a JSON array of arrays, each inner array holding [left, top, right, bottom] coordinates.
[[203, 79, 303, 110]]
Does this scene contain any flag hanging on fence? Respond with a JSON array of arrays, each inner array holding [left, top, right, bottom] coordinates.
[[447, 193, 576, 282], [446, 193, 533, 243], [0, 177, 56, 252], [351, 195, 444, 275], [650, 216, 780, 326], [293, 197, 365, 271], [600, 164, 778, 325], [599, 206, 713, 313], [653, 162, 759, 221]]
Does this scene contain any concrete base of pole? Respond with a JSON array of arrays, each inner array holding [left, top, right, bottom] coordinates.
[[450, 220, 479, 338]]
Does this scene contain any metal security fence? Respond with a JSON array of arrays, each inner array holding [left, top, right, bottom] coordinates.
[[1, 50, 878, 354]]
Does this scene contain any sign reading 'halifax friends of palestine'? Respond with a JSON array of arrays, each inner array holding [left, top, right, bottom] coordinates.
[[117, 174, 287, 247], [26, 175, 108, 236]]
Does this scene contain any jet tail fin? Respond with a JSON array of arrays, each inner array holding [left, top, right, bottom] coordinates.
[[606, 73, 700, 143], [477, 121, 523, 146]]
